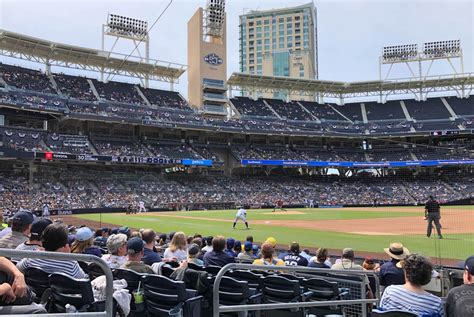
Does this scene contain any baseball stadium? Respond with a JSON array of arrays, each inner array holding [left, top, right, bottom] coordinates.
[[0, 0, 473, 316]]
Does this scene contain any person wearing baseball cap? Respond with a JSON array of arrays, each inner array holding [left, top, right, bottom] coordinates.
[[265, 237, 277, 248], [379, 242, 410, 287], [121, 237, 154, 274], [225, 238, 237, 257], [71, 227, 102, 257], [446, 255, 474, 316], [0, 211, 34, 249], [187, 243, 204, 266], [13, 218, 52, 261], [237, 241, 255, 261]]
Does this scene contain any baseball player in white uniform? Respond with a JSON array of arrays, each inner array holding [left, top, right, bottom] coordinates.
[[233, 206, 249, 229], [138, 201, 146, 213], [42, 203, 50, 218]]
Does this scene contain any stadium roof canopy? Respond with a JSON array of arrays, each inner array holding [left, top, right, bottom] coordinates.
[[227, 72, 474, 102], [0, 29, 186, 83]]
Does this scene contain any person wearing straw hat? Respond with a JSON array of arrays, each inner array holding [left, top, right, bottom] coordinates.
[[378, 242, 410, 287]]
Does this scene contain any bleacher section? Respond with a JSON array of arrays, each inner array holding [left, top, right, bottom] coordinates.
[[445, 96, 474, 117], [54, 73, 96, 101], [92, 79, 144, 105], [364, 101, 406, 121], [0, 63, 55, 94], [92, 140, 149, 156], [145, 143, 203, 159], [264, 99, 314, 121], [299, 101, 348, 121], [334, 103, 363, 122], [1, 126, 44, 152], [0, 63, 473, 137], [230, 97, 276, 117], [404, 98, 452, 120], [141, 87, 190, 110]]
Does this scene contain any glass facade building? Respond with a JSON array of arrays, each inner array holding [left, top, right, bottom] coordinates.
[[239, 2, 318, 82]]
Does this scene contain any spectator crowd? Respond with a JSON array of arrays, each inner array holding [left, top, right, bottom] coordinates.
[[0, 210, 471, 316]]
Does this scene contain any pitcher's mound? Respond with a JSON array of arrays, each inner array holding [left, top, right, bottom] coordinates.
[[263, 211, 305, 215]]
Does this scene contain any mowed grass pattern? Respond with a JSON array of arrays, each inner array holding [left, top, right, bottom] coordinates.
[[75, 206, 474, 261]]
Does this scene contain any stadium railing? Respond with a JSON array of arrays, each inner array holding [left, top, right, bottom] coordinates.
[[0, 249, 114, 317], [212, 263, 380, 317]]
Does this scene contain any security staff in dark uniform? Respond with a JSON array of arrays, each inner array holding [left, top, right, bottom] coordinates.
[[425, 195, 443, 239]]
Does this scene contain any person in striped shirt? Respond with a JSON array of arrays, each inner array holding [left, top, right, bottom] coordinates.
[[379, 254, 444, 317], [16, 223, 87, 279]]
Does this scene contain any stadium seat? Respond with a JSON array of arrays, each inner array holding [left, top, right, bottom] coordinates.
[[78, 261, 90, 273], [372, 309, 417, 316], [88, 262, 106, 280], [47, 272, 96, 313], [113, 268, 146, 313], [143, 274, 203, 317], [207, 276, 262, 317], [278, 273, 305, 283], [24, 267, 50, 303], [188, 262, 205, 271], [260, 275, 311, 317], [204, 265, 222, 276], [302, 277, 348, 316], [226, 270, 263, 290]]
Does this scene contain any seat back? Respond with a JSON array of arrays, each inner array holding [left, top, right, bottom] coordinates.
[[78, 261, 89, 273], [261, 275, 301, 303], [204, 265, 221, 276], [279, 273, 304, 283], [24, 266, 50, 299], [48, 272, 94, 312], [113, 268, 144, 293], [303, 277, 339, 301], [143, 274, 188, 317], [211, 276, 251, 306], [226, 270, 263, 289], [188, 262, 204, 271], [372, 310, 417, 317], [88, 262, 106, 280]]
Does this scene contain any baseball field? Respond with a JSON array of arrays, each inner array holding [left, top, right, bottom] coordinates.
[[69, 205, 474, 264]]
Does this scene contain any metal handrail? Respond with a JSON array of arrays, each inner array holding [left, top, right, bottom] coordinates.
[[0, 248, 114, 317], [212, 263, 380, 317]]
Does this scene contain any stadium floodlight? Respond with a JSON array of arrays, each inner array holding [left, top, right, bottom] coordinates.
[[204, 0, 226, 38], [106, 14, 148, 40], [382, 44, 418, 63], [422, 40, 461, 58]]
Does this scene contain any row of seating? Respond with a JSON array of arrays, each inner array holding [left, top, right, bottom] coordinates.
[[231, 96, 473, 122], [22, 257, 380, 317]]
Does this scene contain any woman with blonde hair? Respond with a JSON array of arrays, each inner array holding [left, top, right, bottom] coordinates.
[[71, 227, 102, 257], [164, 231, 187, 261]]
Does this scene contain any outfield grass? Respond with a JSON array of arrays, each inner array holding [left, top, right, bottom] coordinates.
[[75, 206, 474, 261]]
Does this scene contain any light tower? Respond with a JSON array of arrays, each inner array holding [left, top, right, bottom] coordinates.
[[187, 0, 228, 116], [379, 40, 464, 100], [102, 14, 150, 87]]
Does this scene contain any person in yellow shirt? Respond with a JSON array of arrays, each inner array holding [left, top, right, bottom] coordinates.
[[253, 242, 285, 266]]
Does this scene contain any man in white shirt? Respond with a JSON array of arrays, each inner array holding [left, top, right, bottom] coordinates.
[[233, 206, 249, 230]]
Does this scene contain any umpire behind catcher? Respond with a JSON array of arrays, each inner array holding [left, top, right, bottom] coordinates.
[[425, 195, 443, 239]]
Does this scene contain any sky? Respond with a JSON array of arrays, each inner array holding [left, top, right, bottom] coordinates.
[[0, 0, 472, 98]]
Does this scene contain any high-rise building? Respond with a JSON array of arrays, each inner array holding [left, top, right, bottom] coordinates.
[[239, 3, 318, 100]]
